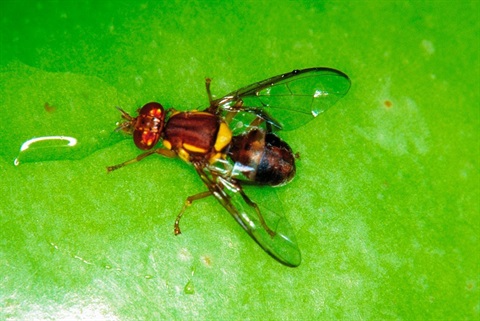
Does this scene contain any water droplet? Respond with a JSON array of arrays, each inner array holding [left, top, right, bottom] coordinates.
[[184, 280, 195, 294], [13, 129, 123, 166], [14, 136, 77, 166]]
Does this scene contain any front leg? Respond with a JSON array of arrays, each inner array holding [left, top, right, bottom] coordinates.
[[174, 190, 213, 235], [107, 148, 176, 172]]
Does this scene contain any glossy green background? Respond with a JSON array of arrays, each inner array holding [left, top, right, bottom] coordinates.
[[1, 1, 478, 320]]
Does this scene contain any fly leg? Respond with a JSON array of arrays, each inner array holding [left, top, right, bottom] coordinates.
[[205, 77, 214, 105], [107, 148, 176, 172], [238, 189, 276, 237], [194, 161, 276, 237], [247, 116, 266, 129], [174, 191, 213, 235], [204, 78, 242, 120]]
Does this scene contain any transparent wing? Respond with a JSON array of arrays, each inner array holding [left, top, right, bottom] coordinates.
[[210, 67, 351, 131], [194, 162, 301, 267]]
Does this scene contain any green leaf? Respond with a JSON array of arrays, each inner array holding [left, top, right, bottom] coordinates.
[[1, 1, 478, 320]]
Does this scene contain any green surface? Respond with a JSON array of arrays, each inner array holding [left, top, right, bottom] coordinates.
[[1, 1, 478, 320]]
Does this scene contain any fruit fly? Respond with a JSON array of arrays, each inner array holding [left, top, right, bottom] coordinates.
[[107, 68, 351, 267]]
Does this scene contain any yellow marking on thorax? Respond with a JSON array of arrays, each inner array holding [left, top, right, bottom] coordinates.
[[192, 111, 212, 116], [214, 122, 232, 152], [183, 143, 208, 154], [163, 139, 172, 150]]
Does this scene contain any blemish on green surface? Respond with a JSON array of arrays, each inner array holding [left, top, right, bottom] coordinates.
[[1, 1, 478, 320], [355, 90, 430, 156]]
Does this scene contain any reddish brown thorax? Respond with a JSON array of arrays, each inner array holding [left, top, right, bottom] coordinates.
[[165, 112, 219, 156]]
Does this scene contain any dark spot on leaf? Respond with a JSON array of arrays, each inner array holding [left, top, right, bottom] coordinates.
[[44, 102, 56, 113]]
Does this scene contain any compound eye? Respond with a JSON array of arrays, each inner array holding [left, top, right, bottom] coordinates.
[[133, 102, 165, 150], [139, 102, 164, 119], [133, 129, 160, 150]]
